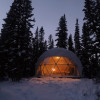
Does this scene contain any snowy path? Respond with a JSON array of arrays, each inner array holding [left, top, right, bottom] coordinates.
[[0, 77, 99, 100]]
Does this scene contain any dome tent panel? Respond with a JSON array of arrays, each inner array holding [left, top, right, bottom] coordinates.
[[44, 57, 55, 64], [57, 57, 67, 64], [36, 56, 79, 76], [35, 48, 82, 77]]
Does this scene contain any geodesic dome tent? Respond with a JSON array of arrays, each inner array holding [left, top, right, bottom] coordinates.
[[35, 48, 82, 77]]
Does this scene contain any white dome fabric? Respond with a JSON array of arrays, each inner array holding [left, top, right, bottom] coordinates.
[[35, 48, 82, 76]]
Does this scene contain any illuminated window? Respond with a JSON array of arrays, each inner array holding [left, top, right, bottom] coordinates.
[[36, 56, 79, 76]]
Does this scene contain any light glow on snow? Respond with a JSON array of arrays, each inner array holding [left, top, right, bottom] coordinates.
[[0, 78, 99, 100]]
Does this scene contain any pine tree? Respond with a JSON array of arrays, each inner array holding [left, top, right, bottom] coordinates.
[[96, 0, 100, 78], [48, 34, 54, 49], [94, 0, 100, 67], [81, 23, 93, 77], [68, 34, 74, 52], [55, 14, 68, 49], [0, 0, 35, 81], [33, 27, 39, 59], [74, 19, 81, 57], [0, 39, 6, 81], [39, 27, 46, 56], [32, 27, 39, 76], [32, 27, 47, 70], [82, 0, 94, 78], [95, 0, 100, 50], [83, 0, 100, 78], [44, 40, 48, 51]]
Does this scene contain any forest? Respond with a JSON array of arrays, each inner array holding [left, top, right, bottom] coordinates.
[[0, 0, 100, 81]]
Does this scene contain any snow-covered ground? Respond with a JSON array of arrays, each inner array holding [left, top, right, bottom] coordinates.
[[0, 77, 100, 100]]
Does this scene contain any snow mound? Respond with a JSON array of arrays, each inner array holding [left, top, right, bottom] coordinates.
[[0, 77, 100, 100]]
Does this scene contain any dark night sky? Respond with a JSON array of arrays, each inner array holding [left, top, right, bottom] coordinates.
[[0, 0, 84, 40]]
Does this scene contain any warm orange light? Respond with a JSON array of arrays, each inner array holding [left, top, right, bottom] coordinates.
[[56, 56, 60, 59], [52, 68, 55, 71]]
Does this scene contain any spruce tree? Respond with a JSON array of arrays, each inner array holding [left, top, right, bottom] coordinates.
[[55, 14, 68, 49], [83, 0, 100, 78], [68, 34, 74, 52], [33, 27, 39, 60], [74, 19, 81, 57], [32, 27, 39, 76], [44, 40, 48, 51], [83, 0, 94, 78], [95, 0, 100, 50], [96, 0, 100, 78], [94, 0, 100, 67], [33, 27, 47, 67], [39, 27, 46, 56], [81, 23, 93, 77], [0, 0, 35, 80], [0, 39, 6, 81], [48, 34, 54, 49]]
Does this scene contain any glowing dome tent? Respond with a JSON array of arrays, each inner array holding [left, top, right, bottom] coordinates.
[[35, 48, 82, 77]]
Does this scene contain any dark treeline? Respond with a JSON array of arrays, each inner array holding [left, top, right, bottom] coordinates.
[[0, 0, 100, 81], [81, 0, 100, 78]]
